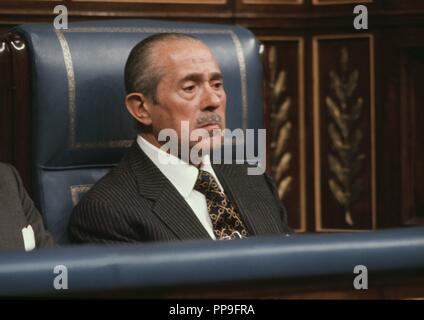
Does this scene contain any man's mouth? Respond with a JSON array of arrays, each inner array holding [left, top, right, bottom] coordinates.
[[196, 113, 222, 130], [199, 122, 221, 129]]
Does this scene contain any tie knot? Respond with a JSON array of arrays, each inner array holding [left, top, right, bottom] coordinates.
[[194, 170, 220, 195]]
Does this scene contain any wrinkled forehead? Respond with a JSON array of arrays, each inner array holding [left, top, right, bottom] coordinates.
[[152, 38, 221, 72]]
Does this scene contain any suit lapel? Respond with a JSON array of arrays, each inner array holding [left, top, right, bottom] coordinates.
[[127, 142, 211, 241], [212, 163, 281, 236], [152, 184, 211, 240], [212, 163, 258, 235]]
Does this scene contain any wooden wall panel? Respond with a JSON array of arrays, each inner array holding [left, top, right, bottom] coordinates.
[[396, 31, 424, 226], [242, 0, 302, 4], [400, 47, 424, 226], [0, 38, 13, 164], [384, 0, 424, 11], [0, 0, 233, 24], [313, 34, 376, 231], [235, 0, 306, 22], [374, 27, 424, 229], [72, 1, 226, 3], [9, 34, 31, 192], [0, 33, 32, 192], [260, 37, 306, 232], [312, 0, 372, 5]]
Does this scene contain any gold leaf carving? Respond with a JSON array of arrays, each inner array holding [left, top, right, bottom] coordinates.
[[268, 45, 292, 201], [329, 179, 347, 206], [278, 176, 293, 200], [275, 122, 292, 158], [346, 70, 359, 99], [275, 153, 292, 182], [326, 47, 366, 227], [328, 122, 347, 152], [273, 71, 286, 98], [269, 46, 277, 84], [326, 96, 348, 138], [275, 97, 291, 124], [328, 154, 348, 187], [351, 97, 364, 122]]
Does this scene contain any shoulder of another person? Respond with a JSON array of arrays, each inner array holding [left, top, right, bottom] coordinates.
[[0, 162, 14, 175], [0, 162, 20, 186]]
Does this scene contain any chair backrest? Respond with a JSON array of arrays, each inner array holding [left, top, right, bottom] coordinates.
[[13, 19, 263, 244]]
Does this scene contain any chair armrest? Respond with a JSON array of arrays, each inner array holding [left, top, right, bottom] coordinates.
[[0, 227, 423, 297]]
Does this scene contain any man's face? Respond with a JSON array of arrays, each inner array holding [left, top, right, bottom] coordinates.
[[148, 39, 227, 149]]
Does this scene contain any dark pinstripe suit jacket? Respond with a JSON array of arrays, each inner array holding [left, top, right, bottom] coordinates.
[[69, 142, 290, 244]]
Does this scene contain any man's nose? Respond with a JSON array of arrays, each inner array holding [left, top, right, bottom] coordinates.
[[200, 84, 221, 110]]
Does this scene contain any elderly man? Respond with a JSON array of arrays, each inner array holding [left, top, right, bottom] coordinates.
[[0, 163, 55, 251], [69, 33, 290, 243]]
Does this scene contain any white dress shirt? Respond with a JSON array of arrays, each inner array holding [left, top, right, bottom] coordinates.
[[137, 135, 225, 240]]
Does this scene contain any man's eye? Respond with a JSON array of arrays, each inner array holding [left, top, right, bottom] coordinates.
[[212, 82, 223, 90], [183, 85, 196, 93]]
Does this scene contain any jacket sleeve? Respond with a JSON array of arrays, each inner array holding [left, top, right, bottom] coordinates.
[[69, 197, 138, 244], [9, 164, 56, 248]]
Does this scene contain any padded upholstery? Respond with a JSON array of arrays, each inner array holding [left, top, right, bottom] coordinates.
[[0, 227, 423, 297], [13, 19, 263, 243]]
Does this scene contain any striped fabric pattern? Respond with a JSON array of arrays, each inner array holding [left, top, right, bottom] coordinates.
[[69, 142, 291, 244]]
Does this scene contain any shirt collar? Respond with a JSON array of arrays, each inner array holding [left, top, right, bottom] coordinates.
[[137, 135, 222, 198]]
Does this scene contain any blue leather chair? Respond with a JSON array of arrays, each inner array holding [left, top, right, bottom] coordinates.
[[12, 19, 263, 244]]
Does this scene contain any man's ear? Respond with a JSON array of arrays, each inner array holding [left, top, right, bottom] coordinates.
[[125, 93, 153, 126]]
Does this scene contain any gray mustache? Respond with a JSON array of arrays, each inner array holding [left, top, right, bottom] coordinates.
[[196, 113, 222, 126]]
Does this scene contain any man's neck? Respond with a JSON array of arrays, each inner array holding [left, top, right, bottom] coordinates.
[[139, 133, 202, 168], [140, 132, 162, 149]]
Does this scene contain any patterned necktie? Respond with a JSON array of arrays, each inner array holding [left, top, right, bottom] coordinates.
[[194, 169, 249, 240]]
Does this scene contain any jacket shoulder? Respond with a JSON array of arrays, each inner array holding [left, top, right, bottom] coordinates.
[[80, 163, 137, 206]]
